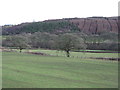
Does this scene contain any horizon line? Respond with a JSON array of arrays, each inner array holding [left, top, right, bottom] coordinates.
[[1, 16, 119, 26]]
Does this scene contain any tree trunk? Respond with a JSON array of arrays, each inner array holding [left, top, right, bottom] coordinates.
[[66, 50, 70, 57], [19, 48, 22, 53]]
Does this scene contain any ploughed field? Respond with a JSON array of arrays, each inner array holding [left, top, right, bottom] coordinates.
[[2, 51, 118, 88]]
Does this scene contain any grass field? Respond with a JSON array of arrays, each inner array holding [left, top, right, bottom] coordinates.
[[2, 51, 118, 88], [14, 49, 119, 58]]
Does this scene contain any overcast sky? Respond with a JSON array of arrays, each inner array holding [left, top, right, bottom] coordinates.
[[0, 0, 119, 25]]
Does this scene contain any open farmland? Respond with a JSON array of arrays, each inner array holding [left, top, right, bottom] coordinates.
[[2, 51, 118, 88], [20, 49, 118, 58]]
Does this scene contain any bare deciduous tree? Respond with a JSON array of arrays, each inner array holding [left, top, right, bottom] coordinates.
[[55, 33, 87, 57]]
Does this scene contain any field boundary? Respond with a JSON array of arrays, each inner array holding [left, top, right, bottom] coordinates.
[[75, 51, 119, 53], [25, 51, 120, 61], [2, 48, 119, 61]]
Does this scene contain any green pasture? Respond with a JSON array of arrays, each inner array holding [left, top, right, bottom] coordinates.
[[2, 51, 118, 88], [20, 49, 118, 58]]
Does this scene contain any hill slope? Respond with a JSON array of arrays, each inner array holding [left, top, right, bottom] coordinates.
[[2, 17, 119, 35]]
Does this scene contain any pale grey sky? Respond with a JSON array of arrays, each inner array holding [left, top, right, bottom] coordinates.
[[0, 0, 119, 25]]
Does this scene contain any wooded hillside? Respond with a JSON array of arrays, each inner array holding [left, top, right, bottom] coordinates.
[[2, 17, 119, 35]]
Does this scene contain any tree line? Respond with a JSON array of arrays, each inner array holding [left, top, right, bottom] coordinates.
[[2, 32, 86, 57], [2, 32, 119, 57]]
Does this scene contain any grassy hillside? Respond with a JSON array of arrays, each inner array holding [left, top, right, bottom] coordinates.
[[2, 52, 118, 88]]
